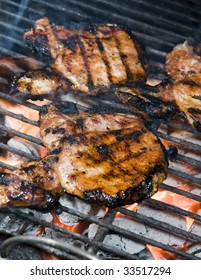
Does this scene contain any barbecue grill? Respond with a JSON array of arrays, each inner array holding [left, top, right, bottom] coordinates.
[[0, 0, 201, 260]]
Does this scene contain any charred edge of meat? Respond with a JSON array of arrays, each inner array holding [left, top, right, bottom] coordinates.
[[51, 99, 146, 123], [167, 145, 178, 161], [110, 82, 180, 121], [83, 164, 166, 207], [188, 107, 201, 132], [9, 67, 70, 101], [25, 31, 52, 60], [54, 101, 80, 115], [156, 79, 201, 124], [0, 172, 59, 211]]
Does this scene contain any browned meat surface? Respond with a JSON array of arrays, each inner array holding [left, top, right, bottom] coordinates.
[[0, 172, 57, 210], [165, 39, 201, 85], [10, 68, 71, 100], [10, 17, 148, 98], [39, 102, 143, 151], [156, 80, 201, 131], [0, 102, 168, 209], [108, 82, 180, 121], [152, 38, 201, 131]]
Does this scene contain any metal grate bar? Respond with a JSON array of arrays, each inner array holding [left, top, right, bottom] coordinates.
[[0, 107, 39, 127], [0, 207, 138, 260], [0, 161, 17, 171], [175, 153, 201, 169], [0, 20, 25, 33], [87, 209, 116, 255], [161, 183, 201, 202], [156, 130, 201, 152], [161, 121, 201, 136], [0, 8, 35, 24], [0, 91, 42, 111], [0, 0, 44, 16], [0, 33, 32, 53], [58, 0, 187, 41], [155, 0, 201, 14], [168, 168, 201, 185], [131, 0, 201, 18], [3, 205, 196, 260], [0, 125, 42, 145], [133, 31, 174, 49], [71, 0, 199, 34], [26, 0, 88, 21], [146, 199, 201, 223], [0, 47, 45, 68], [115, 207, 201, 244], [0, 142, 40, 161], [61, 205, 199, 260]]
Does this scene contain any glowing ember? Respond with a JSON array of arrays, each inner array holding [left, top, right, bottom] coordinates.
[[153, 186, 200, 230], [116, 203, 138, 218], [146, 185, 201, 259], [35, 227, 46, 236], [51, 213, 90, 234]]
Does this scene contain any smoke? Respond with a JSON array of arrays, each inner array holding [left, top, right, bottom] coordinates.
[[6, 0, 30, 51], [13, 0, 30, 26]]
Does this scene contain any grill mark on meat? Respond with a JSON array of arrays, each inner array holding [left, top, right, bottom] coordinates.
[[76, 117, 84, 131], [96, 25, 128, 84], [52, 127, 66, 135], [49, 147, 62, 155], [92, 25, 113, 85], [110, 25, 145, 82], [188, 107, 201, 114], [11, 18, 149, 99], [115, 130, 143, 142], [110, 25, 131, 81], [77, 34, 94, 90], [52, 34, 89, 92], [65, 36, 78, 53], [192, 95, 201, 100], [95, 38, 113, 84]]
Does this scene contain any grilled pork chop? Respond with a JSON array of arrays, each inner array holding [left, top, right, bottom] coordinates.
[[11, 68, 70, 100], [10, 17, 148, 98], [0, 102, 167, 209], [0, 172, 57, 210], [156, 39, 201, 131], [155, 80, 201, 131], [165, 39, 201, 85]]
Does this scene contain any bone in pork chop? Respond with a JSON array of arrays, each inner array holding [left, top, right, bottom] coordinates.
[[0, 102, 168, 209], [10, 17, 148, 98]]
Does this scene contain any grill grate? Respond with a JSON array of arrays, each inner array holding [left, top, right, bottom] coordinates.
[[0, 0, 201, 260]]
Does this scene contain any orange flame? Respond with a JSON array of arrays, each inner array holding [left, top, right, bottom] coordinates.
[[147, 185, 201, 259]]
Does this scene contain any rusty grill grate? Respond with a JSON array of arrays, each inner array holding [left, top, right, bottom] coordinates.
[[0, 0, 201, 260]]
